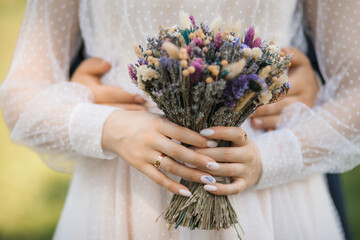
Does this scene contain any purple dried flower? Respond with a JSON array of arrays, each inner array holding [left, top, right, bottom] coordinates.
[[240, 43, 249, 49], [159, 56, 169, 67], [193, 37, 204, 48], [233, 37, 241, 46], [190, 58, 203, 83], [127, 65, 137, 81], [244, 26, 255, 48], [222, 74, 267, 109], [203, 24, 210, 32], [137, 58, 148, 66], [214, 31, 222, 49], [252, 37, 262, 48], [189, 15, 197, 28]]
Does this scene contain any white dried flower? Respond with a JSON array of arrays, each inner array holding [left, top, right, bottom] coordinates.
[[233, 20, 242, 37], [162, 42, 180, 59], [267, 44, 279, 53], [179, 10, 192, 29], [210, 15, 222, 34], [251, 47, 263, 59], [223, 59, 246, 79], [132, 42, 143, 58], [259, 91, 273, 104], [259, 66, 272, 79]]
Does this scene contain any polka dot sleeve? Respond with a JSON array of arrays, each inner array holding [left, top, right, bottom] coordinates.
[[255, 0, 360, 189], [0, 0, 118, 172]]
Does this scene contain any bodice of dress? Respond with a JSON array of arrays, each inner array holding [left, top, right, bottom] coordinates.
[[0, 0, 360, 189]]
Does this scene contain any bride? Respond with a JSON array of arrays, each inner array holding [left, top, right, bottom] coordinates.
[[1, 0, 359, 239]]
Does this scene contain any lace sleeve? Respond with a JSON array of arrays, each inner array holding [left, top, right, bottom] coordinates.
[[254, 0, 360, 189], [0, 0, 117, 173]]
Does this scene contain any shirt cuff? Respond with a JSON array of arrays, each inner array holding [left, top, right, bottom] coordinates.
[[69, 103, 119, 159], [253, 128, 304, 190]]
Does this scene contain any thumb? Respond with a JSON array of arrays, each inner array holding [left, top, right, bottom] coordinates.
[[76, 57, 112, 76]]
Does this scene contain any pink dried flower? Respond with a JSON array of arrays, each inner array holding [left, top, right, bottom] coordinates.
[[190, 58, 203, 83], [214, 31, 222, 49], [193, 37, 204, 48], [253, 37, 262, 48], [244, 26, 255, 48], [127, 65, 137, 81], [189, 15, 197, 28]]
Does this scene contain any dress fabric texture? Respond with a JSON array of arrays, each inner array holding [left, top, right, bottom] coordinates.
[[1, 0, 360, 239]]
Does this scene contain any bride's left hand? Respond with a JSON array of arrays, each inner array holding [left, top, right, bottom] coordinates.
[[192, 126, 262, 195]]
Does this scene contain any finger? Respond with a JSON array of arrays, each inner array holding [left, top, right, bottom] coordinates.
[[251, 115, 280, 130], [159, 120, 208, 148], [252, 96, 299, 117], [204, 178, 246, 195], [104, 103, 147, 111], [98, 85, 146, 104], [192, 147, 250, 163], [152, 135, 220, 170], [199, 126, 246, 146], [142, 165, 193, 197], [76, 57, 112, 76], [151, 152, 217, 185], [199, 162, 246, 177]]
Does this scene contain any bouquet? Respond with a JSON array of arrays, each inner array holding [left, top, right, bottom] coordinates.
[[128, 12, 292, 237]]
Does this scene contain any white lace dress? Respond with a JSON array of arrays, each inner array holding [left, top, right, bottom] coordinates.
[[1, 0, 360, 239]]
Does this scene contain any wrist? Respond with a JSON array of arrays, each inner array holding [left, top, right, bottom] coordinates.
[[69, 103, 118, 159]]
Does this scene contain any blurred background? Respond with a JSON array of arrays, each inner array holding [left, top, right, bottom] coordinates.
[[0, 0, 359, 239]]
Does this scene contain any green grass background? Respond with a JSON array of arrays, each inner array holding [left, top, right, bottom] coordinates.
[[0, 1, 359, 239]]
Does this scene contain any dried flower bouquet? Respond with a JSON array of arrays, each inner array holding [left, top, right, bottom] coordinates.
[[128, 12, 292, 238]]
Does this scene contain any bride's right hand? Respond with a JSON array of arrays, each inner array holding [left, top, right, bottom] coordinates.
[[101, 110, 220, 197]]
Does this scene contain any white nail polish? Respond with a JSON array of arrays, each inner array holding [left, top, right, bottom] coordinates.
[[179, 189, 192, 197], [204, 185, 217, 192], [172, 139, 181, 144], [206, 162, 220, 170], [184, 162, 197, 169], [207, 140, 218, 148], [200, 175, 216, 184], [200, 128, 214, 137]]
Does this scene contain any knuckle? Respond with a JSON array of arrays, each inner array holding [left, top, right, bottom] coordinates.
[[153, 177, 162, 185], [168, 147, 180, 159], [151, 118, 164, 129], [224, 167, 234, 176], [223, 148, 234, 162], [167, 183, 178, 193]]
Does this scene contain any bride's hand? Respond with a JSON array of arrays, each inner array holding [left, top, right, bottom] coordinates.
[[70, 57, 147, 111], [250, 47, 319, 131], [101, 110, 220, 197], [192, 127, 262, 195]]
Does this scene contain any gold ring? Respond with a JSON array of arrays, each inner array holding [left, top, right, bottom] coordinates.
[[154, 153, 166, 169]]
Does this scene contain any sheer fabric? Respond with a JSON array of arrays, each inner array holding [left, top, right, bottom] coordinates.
[[1, 0, 359, 239]]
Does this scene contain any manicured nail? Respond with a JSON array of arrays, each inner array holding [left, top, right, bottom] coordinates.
[[200, 175, 216, 184], [200, 128, 214, 137], [179, 189, 192, 197], [172, 139, 181, 144], [204, 185, 217, 192], [206, 162, 220, 170], [184, 162, 197, 168], [134, 95, 144, 103], [207, 140, 218, 148], [253, 118, 263, 127]]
